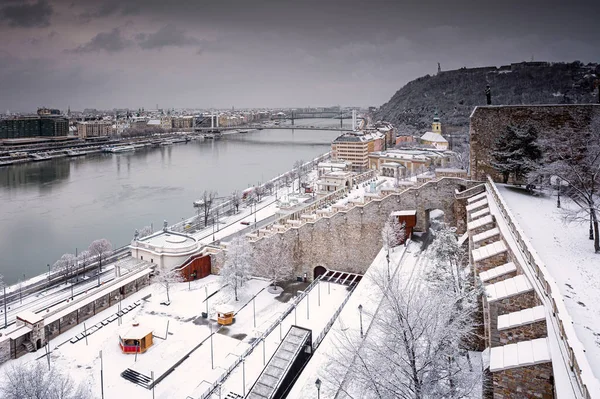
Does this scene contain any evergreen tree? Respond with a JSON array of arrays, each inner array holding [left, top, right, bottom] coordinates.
[[491, 125, 541, 183]]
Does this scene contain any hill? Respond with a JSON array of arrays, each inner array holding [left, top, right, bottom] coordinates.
[[376, 61, 600, 134]]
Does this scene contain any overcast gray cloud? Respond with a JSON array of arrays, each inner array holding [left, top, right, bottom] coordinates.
[[0, 0, 53, 28], [0, 0, 598, 112], [137, 25, 201, 50], [68, 28, 132, 53]]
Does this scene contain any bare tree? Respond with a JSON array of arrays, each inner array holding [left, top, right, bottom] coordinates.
[[221, 236, 254, 301], [155, 264, 184, 303], [53, 253, 76, 282], [264, 181, 274, 194], [0, 361, 91, 399], [381, 216, 406, 278], [231, 190, 241, 214], [329, 261, 480, 399], [88, 239, 112, 275], [77, 250, 91, 277], [531, 117, 600, 252], [254, 236, 293, 288], [293, 159, 306, 192], [254, 185, 266, 202], [200, 190, 218, 227]]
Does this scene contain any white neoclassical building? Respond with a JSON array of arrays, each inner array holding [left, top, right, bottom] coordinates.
[[130, 229, 201, 269]]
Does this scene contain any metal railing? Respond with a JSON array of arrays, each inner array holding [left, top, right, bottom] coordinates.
[[486, 176, 599, 398], [198, 276, 323, 399]]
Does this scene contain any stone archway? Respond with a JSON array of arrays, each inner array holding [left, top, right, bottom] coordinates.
[[36, 338, 42, 350], [314, 266, 327, 280]]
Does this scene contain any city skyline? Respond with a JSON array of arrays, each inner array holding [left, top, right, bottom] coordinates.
[[1, 0, 598, 112]]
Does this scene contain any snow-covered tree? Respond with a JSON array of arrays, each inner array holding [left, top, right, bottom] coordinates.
[[264, 181, 274, 194], [231, 190, 241, 214], [254, 185, 266, 202], [221, 236, 254, 301], [155, 264, 184, 303], [293, 159, 306, 192], [329, 261, 480, 399], [491, 124, 541, 184], [381, 216, 406, 252], [53, 253, 76, 281], [199, 190, 217, 227], [0, 361, 91, 399], [88, 239, 112, 273], [77, 250, 91, 270], [531, 117, 600, 253], [254, 236, 293, 288], [138, 225, 153, 238]]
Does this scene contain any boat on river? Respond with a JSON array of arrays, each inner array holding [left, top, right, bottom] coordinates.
[[103, 146, 135, 153]]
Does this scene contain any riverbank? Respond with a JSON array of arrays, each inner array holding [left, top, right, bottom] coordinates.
[[0, 124, 340, 284]]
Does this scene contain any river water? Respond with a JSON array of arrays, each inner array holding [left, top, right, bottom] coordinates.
[[0, 119, 347, 284]]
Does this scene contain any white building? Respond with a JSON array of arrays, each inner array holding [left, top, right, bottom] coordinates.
[[129, 230, 201, 269]]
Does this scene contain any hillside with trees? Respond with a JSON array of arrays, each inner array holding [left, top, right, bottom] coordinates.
[[376, 61, 600, 133]]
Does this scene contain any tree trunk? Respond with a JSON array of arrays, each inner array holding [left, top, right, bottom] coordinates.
[[592, 208, 599, 253]]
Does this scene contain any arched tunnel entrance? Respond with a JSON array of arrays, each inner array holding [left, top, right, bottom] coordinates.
[[314, 266, 327, 280]]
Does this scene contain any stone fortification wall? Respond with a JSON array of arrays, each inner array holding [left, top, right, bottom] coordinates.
[[492, 362, 554, 399], [469, 104, 600, 182], [214, 178, 478, 278]]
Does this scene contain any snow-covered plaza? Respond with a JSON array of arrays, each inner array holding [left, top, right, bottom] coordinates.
[[0, 271, 353, 399]]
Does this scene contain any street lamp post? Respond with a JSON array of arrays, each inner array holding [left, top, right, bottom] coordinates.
[[253, 296, 256, 328], [315, 378, 322, 399], [358, 304, 364, 338], [210, 321, 214, 369]]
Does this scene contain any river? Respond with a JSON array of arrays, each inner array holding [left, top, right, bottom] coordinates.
[[0, 118, 348, 284]]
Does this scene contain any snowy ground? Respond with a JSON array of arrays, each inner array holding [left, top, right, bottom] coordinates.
[[497, 184, 600, 378], [0, 273, 353, 399]]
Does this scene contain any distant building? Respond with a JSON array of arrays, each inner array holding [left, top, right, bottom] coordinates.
[[316, 170, 354, 196], [37, 107, 61, 116], [77, 121, 113, 138], [331, 131, 386, 172], [171, 116, 194, 129], [368, 148, 454, 176], [0, 116, 68, 139], [419, 113, 448, 150]]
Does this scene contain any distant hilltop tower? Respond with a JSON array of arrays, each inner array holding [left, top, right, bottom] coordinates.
[[432, 111, 441, 133], [437, 62, 441, 74]]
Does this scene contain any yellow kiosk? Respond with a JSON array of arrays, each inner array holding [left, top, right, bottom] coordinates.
[[216, 305, 235, 326]]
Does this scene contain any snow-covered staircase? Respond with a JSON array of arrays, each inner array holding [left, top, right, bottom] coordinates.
[[22, 340, 35, 353], [121, 368, 153, 389], [462, 186, 554, 398]]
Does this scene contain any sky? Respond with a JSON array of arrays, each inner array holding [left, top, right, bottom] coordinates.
[[0, 0, 598, 112]]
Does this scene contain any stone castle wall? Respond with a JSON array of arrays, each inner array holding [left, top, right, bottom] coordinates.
[[214, 178, 479, 278], [469, 104, 600, 182], [492, 362, 554, 399]]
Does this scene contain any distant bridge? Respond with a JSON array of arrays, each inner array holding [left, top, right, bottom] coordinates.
[[193, 125, 346, 132]]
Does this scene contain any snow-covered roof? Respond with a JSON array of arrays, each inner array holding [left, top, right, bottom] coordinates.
[[119, 324, 153, 340], [472, 240, 507, 262], [420, 132, 448, 143], [16, 310, 43, 324], [472, 227, 500, 244], [478, 262, 517, 283], [391, 210, 417, 216], [498, 305, 546, 331], [485, 274, 533, 302], [489, 338, 551, 372], [216, 304, 235, 315]]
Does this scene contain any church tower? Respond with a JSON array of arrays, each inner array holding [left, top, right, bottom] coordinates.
[[432, 111, 442, 134]]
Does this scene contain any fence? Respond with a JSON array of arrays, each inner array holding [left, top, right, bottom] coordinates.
[[197, 276, 323, 399], [486, 176, 599, 398]]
